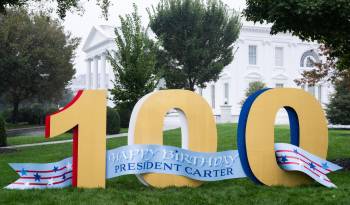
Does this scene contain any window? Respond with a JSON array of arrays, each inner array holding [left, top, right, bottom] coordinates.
[[275, 83, 284, 88], [211, 85, 215, 108], [248, 45, 257, 65], [302, 84, 322, 102], [105, 73, 109, 88], [308, 86, 315, 96], [224, 83, 229, 104], [300, 50, 319, 67], [305, 57, 315, 67], [275, 47, 284, 67]]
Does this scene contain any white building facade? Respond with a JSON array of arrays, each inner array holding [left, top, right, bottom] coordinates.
[[74, 24, 333, 124]]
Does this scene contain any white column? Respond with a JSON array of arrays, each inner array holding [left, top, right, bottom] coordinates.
[[85, 59, 92, 89], [315, 85, 319, 100], [100, 53, 107, 89], [93, 56, 99, 89]]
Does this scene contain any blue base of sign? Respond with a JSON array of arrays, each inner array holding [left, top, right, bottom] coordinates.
[[285, 106, 300, 146]]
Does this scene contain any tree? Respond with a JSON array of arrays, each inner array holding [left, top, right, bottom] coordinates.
[[0, 115, 6, 147], [1, 0, 111, 19], [148, 0, 241, 91], [0, 8, 79, 123], [106, 107, 120, 135], [326, 77, 350, 125], [244, 0, 350, 84], [109, 4, 160, 127], [240, 81, 266, 105], [57, 89, 74, 108]]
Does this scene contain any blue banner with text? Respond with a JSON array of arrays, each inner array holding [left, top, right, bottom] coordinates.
[[106, 144, 246, 181]]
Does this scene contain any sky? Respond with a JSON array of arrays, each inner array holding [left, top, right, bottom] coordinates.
[[60, 0, 246, 75]]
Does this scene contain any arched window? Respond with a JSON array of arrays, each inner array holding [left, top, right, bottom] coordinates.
[[300, 50, 320, 68], [305, 56, 315, 67]]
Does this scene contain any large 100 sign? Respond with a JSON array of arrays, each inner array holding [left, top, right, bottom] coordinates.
[[4, 89, 342, 190]]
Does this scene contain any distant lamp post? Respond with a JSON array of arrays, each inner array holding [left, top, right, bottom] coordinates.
[[224, 98, 228, 105], [220, 98, 232, 123]]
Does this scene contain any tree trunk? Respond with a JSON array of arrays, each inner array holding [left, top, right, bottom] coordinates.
[[188, 79, 195, 91], [11, 100, 20, 124]]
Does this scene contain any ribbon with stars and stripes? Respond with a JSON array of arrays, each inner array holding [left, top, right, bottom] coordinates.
[[275, 143, 341, 188], [5, 157, 72, 190]]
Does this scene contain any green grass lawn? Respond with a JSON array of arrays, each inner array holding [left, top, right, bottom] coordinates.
[[5, 123, 38, 130], [1, 124, 350, 205], [7, 133, 73, 146], [7, 128, 129, 146]]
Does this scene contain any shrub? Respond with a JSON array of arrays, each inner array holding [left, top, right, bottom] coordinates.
[[240, 81, 267, 105], [0, 115, 7, 147], [107, 107, 120, 135], [117, 103, 132, 128], [2, 104, 58, 125], [18, 106, 41, 124], [327, 79, 350, 125], [1, 109, 11, 123]]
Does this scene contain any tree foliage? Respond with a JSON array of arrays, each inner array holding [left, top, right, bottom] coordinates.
[[109, 4, 159, 126], [106, 107, 120, 135], [326, 77, 350, 125], [0, 8, 79, 122], [0, 115, 6, 147], [244, 0, 350, 84], [0, 0, 111, 19], [148, 0, 241, 91], [241, 81, 266, 105]]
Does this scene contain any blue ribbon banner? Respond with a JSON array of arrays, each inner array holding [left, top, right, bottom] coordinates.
[[5, 143, 341, 190], [106, 144, 245, 181]]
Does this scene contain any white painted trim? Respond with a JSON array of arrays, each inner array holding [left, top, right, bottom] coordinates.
[[127, 92, 153, 145], [176, 109, 189, 149], [127, 92, 191, 186]]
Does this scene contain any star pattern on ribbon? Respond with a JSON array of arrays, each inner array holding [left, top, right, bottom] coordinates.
[[309, 162, 316, 170], [322, 163, 329, 170], [281, 155, 288, 163], [34, 173, 41, 182], [20, 168, 27, 176], [53, 166, 59, 172]]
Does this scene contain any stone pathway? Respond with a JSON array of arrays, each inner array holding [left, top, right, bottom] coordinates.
[[3, 116, 182, 149], [7, 126, 45, 137], [4, 133, 128, 149]]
